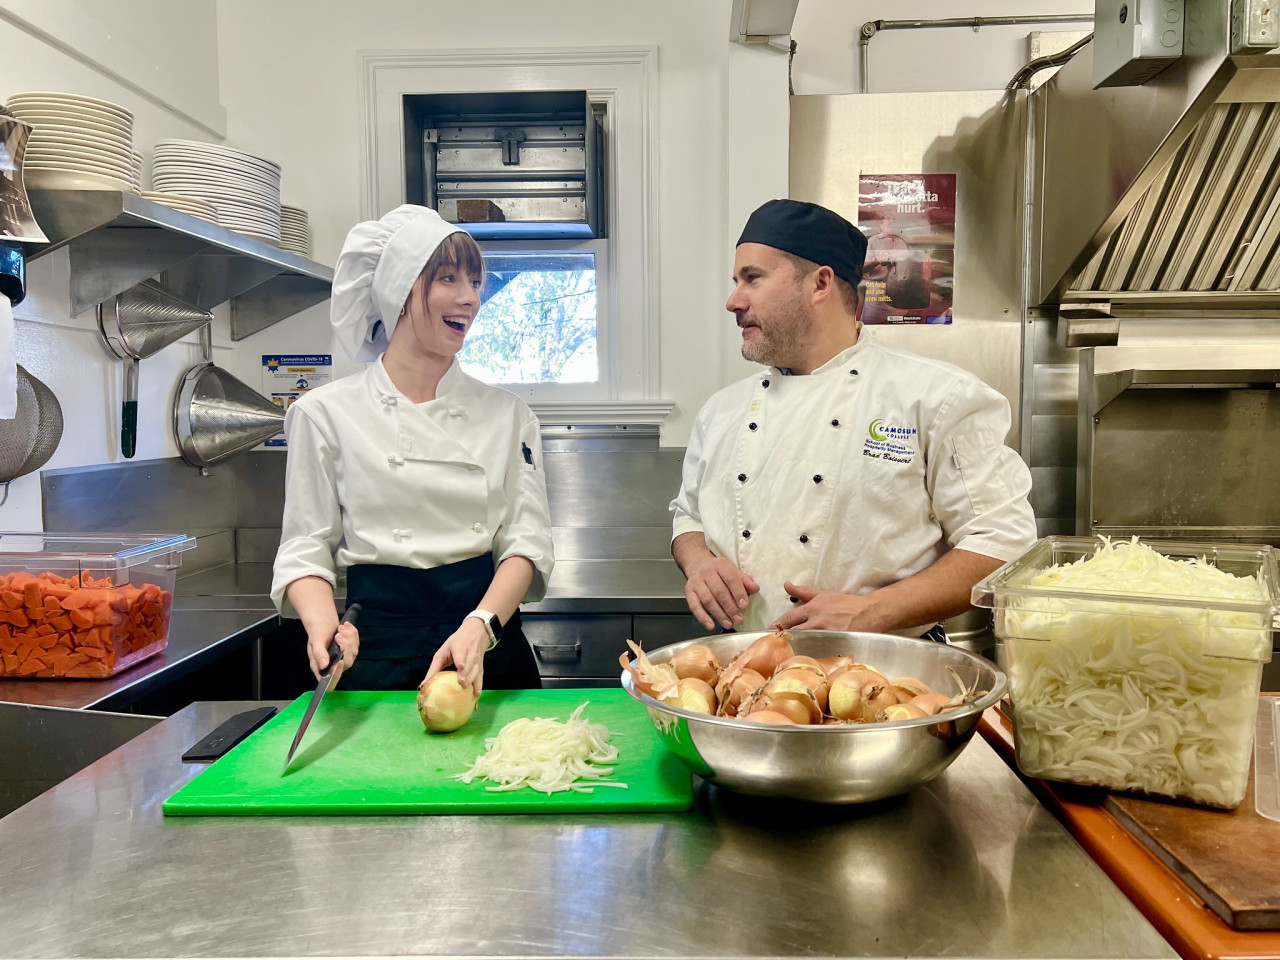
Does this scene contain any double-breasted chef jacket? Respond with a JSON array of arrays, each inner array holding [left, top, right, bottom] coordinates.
[[270, 357, 554, 618], [671, 335, 1037, 635]]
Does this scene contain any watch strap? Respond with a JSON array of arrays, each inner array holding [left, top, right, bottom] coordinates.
[[466, 608, 501, 651]]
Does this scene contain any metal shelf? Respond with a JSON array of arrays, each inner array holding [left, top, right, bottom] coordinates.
[[21, 190, 332, 340]]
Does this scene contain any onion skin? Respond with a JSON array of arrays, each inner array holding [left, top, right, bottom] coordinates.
[[908, 692, 955, 716], [742, 709, 796, 724], [715, 668, 764, 717], [417, 672, 477, 733], [663, 677, 717, 714], [738, 630, 795, 677], [763, 676, 823, 723], [620, 639, 679, 700], [765, 695, 816, 724], [828, 668, 891, 722], [774, 668, 830, 713], [877, 702, 928, 723], [890, 677, 932, 702], [775, 655, 826, 678], [670, 644, 720, 684]]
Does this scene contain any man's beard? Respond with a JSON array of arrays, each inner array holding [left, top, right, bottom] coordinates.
[[739, 296, 811, 368]]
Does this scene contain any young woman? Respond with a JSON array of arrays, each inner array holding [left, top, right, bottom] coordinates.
[[271, 205, 554, 694]]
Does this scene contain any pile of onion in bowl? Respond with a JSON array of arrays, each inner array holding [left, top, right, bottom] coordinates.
[[619, 630, 1008, 803], [620, 629, 983, 725]]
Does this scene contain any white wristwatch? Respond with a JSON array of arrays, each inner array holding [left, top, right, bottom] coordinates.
[[466, 608, 502, 651]]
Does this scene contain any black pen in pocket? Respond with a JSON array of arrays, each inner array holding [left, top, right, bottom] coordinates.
[[521, 441, 535, 468]]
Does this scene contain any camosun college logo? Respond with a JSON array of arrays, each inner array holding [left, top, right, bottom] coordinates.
[[868, 418, 917, 442]]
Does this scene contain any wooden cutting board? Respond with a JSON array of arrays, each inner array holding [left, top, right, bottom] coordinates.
[[1104, 696, 1280, 931], [163, 688, 693, 816]]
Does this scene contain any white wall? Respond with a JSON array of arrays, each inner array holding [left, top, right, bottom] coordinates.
[[791, 0, 1092, 94], [0, 3, 226, 530], [212, 0, 790, 447]]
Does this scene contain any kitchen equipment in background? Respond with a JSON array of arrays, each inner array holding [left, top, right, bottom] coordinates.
[[173, 322, 285, 471], [152, 139, 281, 243], [139, 191, 219, 225], [281, 603, 362, 775], [624, 631, 1006, 804], [0, 365, 63, 504], [163, 687, 693, 815], [98, 280, 213, 460], [0, 107, 47, 245], [5, 91, 134, 192], [277, 204, 310, 257], [0, 532, 194, 678]]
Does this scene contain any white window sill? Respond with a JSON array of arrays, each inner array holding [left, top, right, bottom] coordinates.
[[529, 400, 675, 427]]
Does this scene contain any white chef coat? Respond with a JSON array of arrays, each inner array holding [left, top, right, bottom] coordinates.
[[671, 336, 1037, 634], [271, 357, 554, 617]]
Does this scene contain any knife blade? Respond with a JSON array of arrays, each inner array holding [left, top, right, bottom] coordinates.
[[281, 602, 361, 775]]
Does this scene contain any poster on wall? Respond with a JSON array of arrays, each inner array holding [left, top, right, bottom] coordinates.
[[857, 174, 956, 325], [261, 354, 331, 447]]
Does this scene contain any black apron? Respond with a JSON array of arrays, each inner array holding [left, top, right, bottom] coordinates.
[[342, 553, 540, 691]]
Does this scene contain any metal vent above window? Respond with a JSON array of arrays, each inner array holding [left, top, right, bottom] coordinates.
[[403, 90, 605, 240]]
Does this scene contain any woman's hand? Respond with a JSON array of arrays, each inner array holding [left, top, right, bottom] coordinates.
[[423, 616, 489, 695], [307, 619, 359, 682]]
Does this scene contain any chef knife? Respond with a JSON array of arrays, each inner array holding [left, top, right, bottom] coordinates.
[[281, 602, 361, 775]]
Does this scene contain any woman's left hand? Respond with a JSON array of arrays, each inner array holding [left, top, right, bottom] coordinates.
[[423, 617, 490, 695]]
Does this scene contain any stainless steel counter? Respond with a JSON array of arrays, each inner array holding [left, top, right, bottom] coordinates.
[[0, 700, 1175, 960]]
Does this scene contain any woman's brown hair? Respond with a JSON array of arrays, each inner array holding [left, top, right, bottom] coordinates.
[[423, 230, 484, 288]]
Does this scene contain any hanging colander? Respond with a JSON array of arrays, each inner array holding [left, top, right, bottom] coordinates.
[[0, 365, 63, 504]]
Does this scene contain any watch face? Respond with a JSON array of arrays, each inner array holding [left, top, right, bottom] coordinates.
[[488, 614, 502, 639]]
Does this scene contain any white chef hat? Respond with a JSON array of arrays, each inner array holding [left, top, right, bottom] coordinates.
[[330, 204, 466, 362]]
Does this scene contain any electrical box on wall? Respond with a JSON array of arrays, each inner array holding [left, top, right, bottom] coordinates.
[[1092, 0, 1186, 88], [402, 90, 605, 240], [1231, 0, 1280, 53]]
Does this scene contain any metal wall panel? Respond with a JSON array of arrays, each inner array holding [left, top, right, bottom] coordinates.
[[790, 91, 1027, 445]]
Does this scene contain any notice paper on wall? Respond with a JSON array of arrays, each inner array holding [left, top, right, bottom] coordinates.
[[857, 174, 956, 325], [261, 355, 331, 447]]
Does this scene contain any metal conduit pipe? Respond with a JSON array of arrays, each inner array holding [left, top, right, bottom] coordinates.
[[1006, 32, 1094, 90], [858, 14, 1093, 93]]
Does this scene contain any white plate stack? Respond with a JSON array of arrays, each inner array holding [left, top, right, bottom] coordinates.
[[130, 151, 143, 194], [140, 191, 220, 225], [5, 91, 135, 192], [278, 204, 311, 257], [152, 139, 281, 243]]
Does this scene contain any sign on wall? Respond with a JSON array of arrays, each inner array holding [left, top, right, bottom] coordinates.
[[857, 174, 956, 325], [261, 354, 331, 447]]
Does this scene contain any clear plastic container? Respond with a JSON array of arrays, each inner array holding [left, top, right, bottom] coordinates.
[[0, 533, 195, 679], [973, 536, 1280, 809]]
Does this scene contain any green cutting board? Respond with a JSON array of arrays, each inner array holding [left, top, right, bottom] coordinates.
[[163, 688, 693, 815]]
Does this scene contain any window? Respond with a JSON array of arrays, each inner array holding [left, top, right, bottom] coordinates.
[[460, 248, 601, 386], [363, 47, 670, 422]]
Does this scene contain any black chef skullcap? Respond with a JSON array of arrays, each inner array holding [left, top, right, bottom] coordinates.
[[737, 199, 867, 287]]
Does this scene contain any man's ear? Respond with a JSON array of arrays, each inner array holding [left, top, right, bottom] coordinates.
[[809, 265, 836, 305]]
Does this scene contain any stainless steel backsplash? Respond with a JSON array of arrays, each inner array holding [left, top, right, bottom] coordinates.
[[39, 436, 687, 572]]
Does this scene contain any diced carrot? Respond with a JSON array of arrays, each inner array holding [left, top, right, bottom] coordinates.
[[0, 636, 15, 655], [49, 614, 72, 632], [8, 572, 34, 588], [18, 656, 44, 676], [79, 646, 107, 659], [1, 591, 21, 610], [34, 623, 54, 637], [21, 582, 40, 609], [68, 609, 93, 630], [1, 653, 17, 673], [42, 595, 61, 610], [36, 633, 57, 650], [2, 610, 29, 628]]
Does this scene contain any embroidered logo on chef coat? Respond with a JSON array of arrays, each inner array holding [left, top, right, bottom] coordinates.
[[863, 418, 918, 465]]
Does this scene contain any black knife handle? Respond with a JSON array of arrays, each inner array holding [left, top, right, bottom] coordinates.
[[324, 603, 362, 675]]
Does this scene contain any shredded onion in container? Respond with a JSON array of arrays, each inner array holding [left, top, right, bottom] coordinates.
[[1004, 537, 1271, 808], [457, 703, 628, 795]]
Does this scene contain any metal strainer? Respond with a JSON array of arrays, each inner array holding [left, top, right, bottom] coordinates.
[[98, 280, 213, 459], [0, 365, 64, 504]]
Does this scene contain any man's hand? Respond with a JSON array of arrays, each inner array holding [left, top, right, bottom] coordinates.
[[771, 582, 886, 632], [685, 556, 760, 631]]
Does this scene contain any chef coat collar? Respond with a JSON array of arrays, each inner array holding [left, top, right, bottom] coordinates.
[[767, 326, 866, 379], [372, 353, 467, 404]]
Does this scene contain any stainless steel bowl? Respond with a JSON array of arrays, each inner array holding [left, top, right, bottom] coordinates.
[[621, 630, 1007, 804]]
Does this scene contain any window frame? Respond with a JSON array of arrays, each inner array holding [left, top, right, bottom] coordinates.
[[359, 46, 670, 422]]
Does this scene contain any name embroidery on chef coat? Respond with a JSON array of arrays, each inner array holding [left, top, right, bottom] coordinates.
[[861, 418, 918, 465]]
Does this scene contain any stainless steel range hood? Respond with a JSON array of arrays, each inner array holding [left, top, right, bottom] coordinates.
[[1034, 0, 1280, 319]]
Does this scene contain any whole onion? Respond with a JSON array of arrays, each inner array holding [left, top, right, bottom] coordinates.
[[742, 709, 796, 724], [670, 644, 720, 684], [663, 677, 717, 714], [417, 672, 477, 732]]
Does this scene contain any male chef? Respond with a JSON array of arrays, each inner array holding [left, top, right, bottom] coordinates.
[[670, 199, 1037, 638]]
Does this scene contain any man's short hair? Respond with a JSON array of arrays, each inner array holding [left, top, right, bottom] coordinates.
[[781, 252, 860, 315]]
